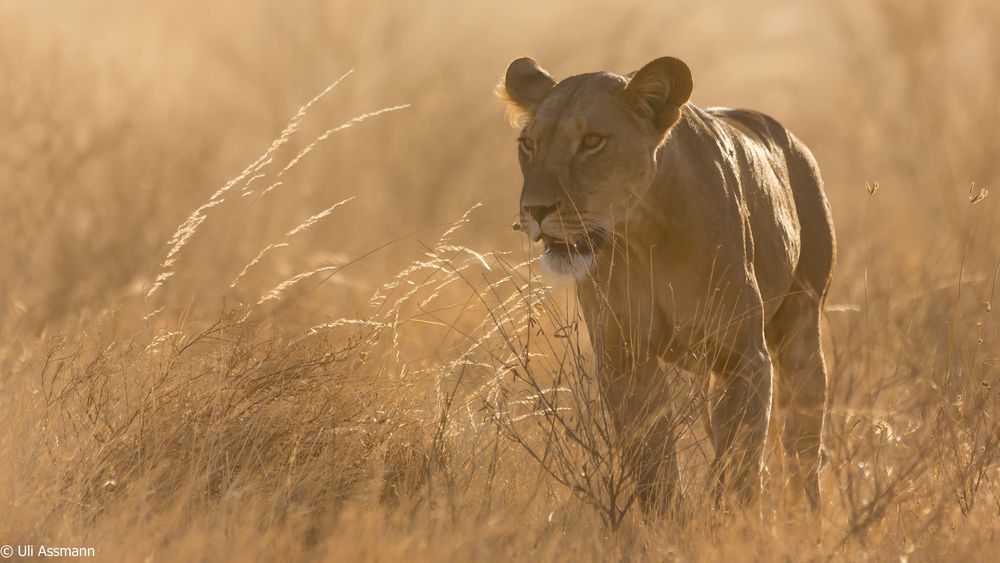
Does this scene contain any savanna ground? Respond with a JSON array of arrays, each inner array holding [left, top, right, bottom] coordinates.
[[2, 1, 1000, 561]]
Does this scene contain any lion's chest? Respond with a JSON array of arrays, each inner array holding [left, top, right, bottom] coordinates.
[[577, 233, 707, 361]]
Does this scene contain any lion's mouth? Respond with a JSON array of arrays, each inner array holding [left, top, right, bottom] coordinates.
[[541, 234, 604, 257]]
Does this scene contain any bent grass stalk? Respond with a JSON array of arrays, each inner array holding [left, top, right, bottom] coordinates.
[[146, 71, 405, 302]]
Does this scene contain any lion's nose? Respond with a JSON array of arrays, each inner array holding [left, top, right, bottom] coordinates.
[[523, 203, 559, 225]]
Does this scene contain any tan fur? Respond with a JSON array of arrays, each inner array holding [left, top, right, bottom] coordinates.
[[499, 57, 835, 514]]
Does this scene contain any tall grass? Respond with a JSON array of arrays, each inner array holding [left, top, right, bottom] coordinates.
[[2, 0, 1000, 561]]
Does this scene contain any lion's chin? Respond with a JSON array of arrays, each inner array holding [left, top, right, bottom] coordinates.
[[540, 245, 596, 282]]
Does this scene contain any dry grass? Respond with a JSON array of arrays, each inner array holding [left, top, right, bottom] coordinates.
[[2, 0, 1000, 561]]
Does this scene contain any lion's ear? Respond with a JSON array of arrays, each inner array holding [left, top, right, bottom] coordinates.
[[623, 57, 693, 135], [497, 57, 556, 127]]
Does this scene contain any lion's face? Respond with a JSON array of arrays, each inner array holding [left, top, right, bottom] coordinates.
[[499, 57, 692, 280], [515, 75, 660, 278]]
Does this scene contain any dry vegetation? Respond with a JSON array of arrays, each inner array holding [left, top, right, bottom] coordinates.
[[2, 0, 1000, 561]]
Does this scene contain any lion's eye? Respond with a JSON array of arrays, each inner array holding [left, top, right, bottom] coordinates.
[[518, 137, 535, 156], [581, 134, 606, 152]]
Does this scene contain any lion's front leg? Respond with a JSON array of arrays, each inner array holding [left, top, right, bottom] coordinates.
[[592, 331, 682, 517], [708, 343, 773, 509]]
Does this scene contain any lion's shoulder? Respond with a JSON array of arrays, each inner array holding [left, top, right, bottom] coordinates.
[[700, 106, 791, 151]]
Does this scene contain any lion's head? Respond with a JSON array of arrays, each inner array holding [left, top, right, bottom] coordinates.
[[498, 56, 693, 279]]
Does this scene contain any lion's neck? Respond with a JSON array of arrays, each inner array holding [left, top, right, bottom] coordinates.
[[589, 110, 703, 280]]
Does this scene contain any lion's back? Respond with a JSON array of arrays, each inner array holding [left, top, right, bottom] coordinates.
[[707, 107, 836, 300]]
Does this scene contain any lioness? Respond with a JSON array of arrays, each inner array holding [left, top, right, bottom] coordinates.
[[499, 56, 835, 514]]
